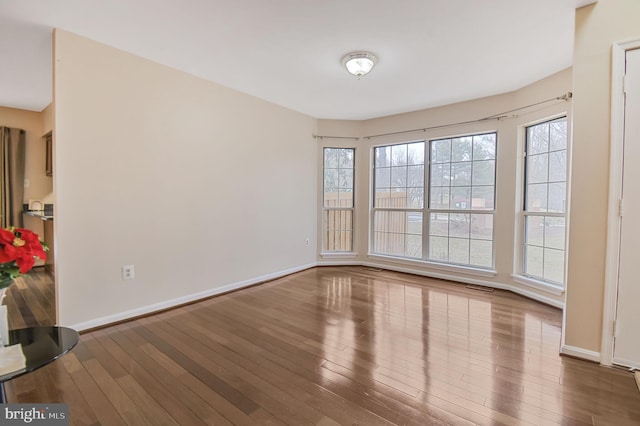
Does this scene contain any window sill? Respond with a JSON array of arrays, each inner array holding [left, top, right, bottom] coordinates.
[[511, 274, 565, 295], [367, 253, 497, 278], [320, 252, 359, 259]]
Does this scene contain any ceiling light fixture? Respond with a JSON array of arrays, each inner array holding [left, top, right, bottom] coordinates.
[[342, 51, 377, 78]]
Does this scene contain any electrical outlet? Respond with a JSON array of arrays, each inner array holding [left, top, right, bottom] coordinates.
[[122, 265, 135, 280], [305, 238, 310, 247]]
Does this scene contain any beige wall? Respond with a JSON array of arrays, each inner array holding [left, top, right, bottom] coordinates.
[[564, 1, 640, 354], [0, 106, 53, 210], [318, 68, 572, 306], [53, 30, 318, 328]]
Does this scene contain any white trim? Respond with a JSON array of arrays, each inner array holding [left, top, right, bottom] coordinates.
[[67, 257, 566, 340], [612, 357, 640, 371], [362, 259, 563, 308], [320, 252, 359, 259], [511, 274, 565, 296], [560, 345, 601, 363], [68, 262, 316, 332], [602, 38, 640, 366], [367, 253, 497, 278]]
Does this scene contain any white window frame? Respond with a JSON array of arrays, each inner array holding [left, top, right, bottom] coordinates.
[[370, 132, 497, 270], [515, 116, 568, 292], [322, 147, 355, 253]]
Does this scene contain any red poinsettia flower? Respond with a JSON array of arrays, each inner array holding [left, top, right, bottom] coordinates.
[[0, 227, 47, 273]]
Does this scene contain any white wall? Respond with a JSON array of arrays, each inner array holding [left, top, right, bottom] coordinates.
[[53, 30, 318, 329]]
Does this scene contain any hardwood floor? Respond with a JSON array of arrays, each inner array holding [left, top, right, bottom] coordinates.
[[3, 266, 640, 425], [4, 267, 56, 329]]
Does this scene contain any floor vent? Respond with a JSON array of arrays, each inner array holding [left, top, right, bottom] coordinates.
[[465, 284, 494, 293], [363, 267, 383, 272]]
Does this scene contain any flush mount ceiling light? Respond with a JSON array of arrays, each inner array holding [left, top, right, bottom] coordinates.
[[342, 51, 377, 78]]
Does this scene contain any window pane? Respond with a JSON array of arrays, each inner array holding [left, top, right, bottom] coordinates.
[[429, 236, 448, 262], [470, 214, 493, 240], [324, 148, 338, 168], [429, 213, 449, 236], [324, 169, 338, 193], [375, 188, 391, 207], [338, 149, 354, 168], [324, 209, 353, 251], [406, 234, 422, 258], [525, 245, 544, 277], [525, 216, 544, 247], [544, 217, 566, 250], [549, 150, 566, 182], [391, 166, 407, 188], [375, 167, 391, 189], [472, 160, 495, 186], [392, 144, 408, 166], [338, 191, 353, 207], [451, 162, 472, 186], [407, 212, 423, 235], [527, 123, 549, 155], [407, 188, 424, 209], [526, 183, 548, 212], [430, 187, 450, 209], [550, 119, 567, 151], [470, 239, 492, 268], [471, 186, 494, 210], [375, 146, 391, 167], [338, 169, 353, 190], [432, 139, 451, 163], [450, 186, 471, 209], [452, 137, 472, 162], [408, 142, 425, 165], [548, 182, 566, 213], [408, 165, 424, 187], [544, 248, 565, 284], [473, 134, 496, 160], [450, 213, 470, 238], [528, 153, 549, 184], [431, 164, 450, 187], [449, 238, 470, 264]]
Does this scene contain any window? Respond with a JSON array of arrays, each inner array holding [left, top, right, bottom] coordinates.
[[372, 142, 425, 258], [428, 134, 496, 268], [371, 133, 496, 269], [522, 117, 567, 285], [323, 148, 354, 252]]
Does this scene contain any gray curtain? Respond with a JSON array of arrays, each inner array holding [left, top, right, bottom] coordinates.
[[0, 127, 25, 228]]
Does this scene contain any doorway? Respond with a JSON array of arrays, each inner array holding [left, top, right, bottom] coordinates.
[[604, 41, 640, 369]]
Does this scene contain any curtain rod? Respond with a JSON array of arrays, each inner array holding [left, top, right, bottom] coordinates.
[[312, 135, 360, 141], [361, 92, 572, 140]]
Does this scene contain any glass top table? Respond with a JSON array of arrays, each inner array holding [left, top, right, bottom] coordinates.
[[0, 326, 79, 403]]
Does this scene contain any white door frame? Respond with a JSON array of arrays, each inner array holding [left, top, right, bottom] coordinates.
[[602, 38, 640, 366]]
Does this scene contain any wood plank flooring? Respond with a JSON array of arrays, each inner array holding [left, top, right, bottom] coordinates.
[[3, 266, 640, 425]]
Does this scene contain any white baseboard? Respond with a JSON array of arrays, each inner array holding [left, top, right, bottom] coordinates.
[[69, 262, 316, 331], [560, 344, 601, 363], [70, 258, 565, 333], [359, 260, 564, 309]]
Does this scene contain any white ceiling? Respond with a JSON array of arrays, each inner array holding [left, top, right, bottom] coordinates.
[[0, 0, 594, 120]]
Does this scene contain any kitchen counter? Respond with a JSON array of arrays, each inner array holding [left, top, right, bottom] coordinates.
[[24, 210, 53, 221]]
